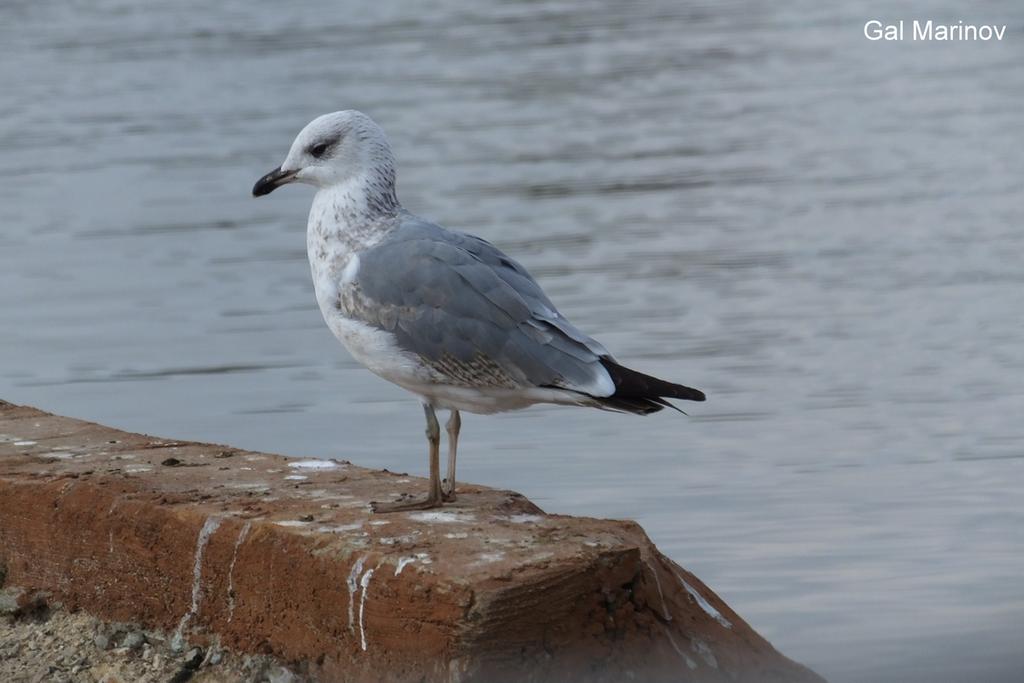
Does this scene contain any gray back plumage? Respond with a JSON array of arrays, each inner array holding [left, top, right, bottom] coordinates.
[[347, 214, 613, 395]]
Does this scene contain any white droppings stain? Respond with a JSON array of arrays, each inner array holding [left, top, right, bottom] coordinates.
[[396, 552, 433, 570], [124, 465, 153, 473], [239, 467, 254, 471], [346, 555, 367, 633], [472, 552, 505, 565], [108, 530, 114, 555], [643, 558, 672, 621], [407, 511, 474, 524], [394, 556, 418, 575], [228, 482, 268, 490], [317, 523, 363, 534], [274, 520, 310, 527], [47, 452, 74, 459], [368, 520, 390, 526], [483, 536, 515, 547], [506, 514, 542, 524], [444, 532, 469, 539], [284, 475, 308, 481], [358, 563, 381, 651], [265, 469, 282, 473], [691, 638, 717, 668], [14, 440, 37, 446], [663, 627, 698, 670], [676, 573, 731, 628], [377, 533, 419, 546], [226, 521, 252, 623], [312, 493, 350, 503], [172, 516, 222, 651], [288, 459, 338, 470]]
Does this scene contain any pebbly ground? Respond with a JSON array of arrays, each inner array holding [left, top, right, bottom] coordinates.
[[0, 588, 303, 683]]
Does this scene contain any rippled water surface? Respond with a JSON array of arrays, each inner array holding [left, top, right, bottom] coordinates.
[[2, 1, 1023, 680]]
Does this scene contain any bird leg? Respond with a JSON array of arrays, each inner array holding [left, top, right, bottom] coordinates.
[[371, 403, 444, 513], [443, 410, 461, 501]]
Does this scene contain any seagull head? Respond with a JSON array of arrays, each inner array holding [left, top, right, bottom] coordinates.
[[252, 110, 397, 199]]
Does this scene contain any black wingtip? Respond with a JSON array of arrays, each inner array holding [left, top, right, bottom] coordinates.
[[649, 396, 689, 415], [600, 358, 706, 405]]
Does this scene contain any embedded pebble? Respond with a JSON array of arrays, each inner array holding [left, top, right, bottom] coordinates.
[[122, 631, 146, 650], [267, 666, 297, 683]]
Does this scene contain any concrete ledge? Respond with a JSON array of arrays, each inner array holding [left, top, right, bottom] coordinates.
[[0, 401, 824, 682]]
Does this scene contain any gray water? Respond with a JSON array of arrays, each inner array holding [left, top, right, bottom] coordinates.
[[2, 1, 1023, 680]]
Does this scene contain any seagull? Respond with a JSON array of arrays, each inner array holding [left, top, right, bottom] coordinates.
[[253, 111, 705, 512]]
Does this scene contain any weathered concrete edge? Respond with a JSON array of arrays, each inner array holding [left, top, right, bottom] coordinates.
[[0, 401, 825, 682], [0, 473, 462, 681]]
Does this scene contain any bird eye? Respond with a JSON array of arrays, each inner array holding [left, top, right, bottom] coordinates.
[[309, 141, 331, 158]]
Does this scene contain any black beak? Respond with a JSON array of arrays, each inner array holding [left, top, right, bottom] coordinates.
[[252, 167, 297, 197]]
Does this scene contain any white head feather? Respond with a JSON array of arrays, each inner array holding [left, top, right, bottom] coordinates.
[[254, 110, 399, 214]]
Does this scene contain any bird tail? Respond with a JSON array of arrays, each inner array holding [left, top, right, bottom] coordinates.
[[593, 359, 706, 415]]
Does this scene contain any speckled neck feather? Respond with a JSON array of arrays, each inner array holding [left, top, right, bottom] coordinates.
[[358, 135, 400, 217], [308, 134, 402, 256]]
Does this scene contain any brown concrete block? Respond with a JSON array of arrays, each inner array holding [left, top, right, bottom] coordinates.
[[0, 401, 824, 682]]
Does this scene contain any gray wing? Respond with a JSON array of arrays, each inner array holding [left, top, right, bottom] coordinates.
[[349, 215, 615, 396]]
